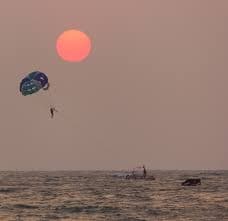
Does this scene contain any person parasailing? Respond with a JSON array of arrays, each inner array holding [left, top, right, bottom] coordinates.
[[50, 107, 58, 118], [20, 71, 57, 119]]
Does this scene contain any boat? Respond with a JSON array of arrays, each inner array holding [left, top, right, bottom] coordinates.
[[125, 174, 155, 180]]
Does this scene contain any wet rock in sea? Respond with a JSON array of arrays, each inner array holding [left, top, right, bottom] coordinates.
[[182, 178, 201, 186]]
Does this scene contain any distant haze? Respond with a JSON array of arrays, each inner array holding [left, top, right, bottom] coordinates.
[[0, 1, 227, 170]]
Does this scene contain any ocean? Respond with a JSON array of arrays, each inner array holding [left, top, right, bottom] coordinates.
[[0, 171, 227, 221]]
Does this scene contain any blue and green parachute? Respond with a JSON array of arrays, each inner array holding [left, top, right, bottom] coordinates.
[[20, 71, 49, 96]]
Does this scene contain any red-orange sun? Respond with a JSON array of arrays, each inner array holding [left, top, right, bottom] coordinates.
[[56, 29, 91, 62]]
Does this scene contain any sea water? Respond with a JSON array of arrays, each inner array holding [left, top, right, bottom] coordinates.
[[0, 171, 227, 221]]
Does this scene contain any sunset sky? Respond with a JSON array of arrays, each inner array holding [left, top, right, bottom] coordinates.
[[0, 1, 227, 170]]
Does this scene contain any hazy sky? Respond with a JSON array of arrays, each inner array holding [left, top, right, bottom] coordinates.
[[0, 1, 228, 170]]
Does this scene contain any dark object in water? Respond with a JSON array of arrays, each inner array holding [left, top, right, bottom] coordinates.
[[182, 178, 201, 186], [125, 174, 155, 180]]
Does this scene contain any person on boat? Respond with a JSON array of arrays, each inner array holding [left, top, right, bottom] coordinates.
[[131, 170, 136, 179], [143, 165, 147, 178]]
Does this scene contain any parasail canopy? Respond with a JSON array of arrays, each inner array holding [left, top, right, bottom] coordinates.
[[20, 71, 49, 96]]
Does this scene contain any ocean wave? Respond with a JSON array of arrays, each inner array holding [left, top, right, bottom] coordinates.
[[0, 187, 21, 193], [14, 204, 39, 209]]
